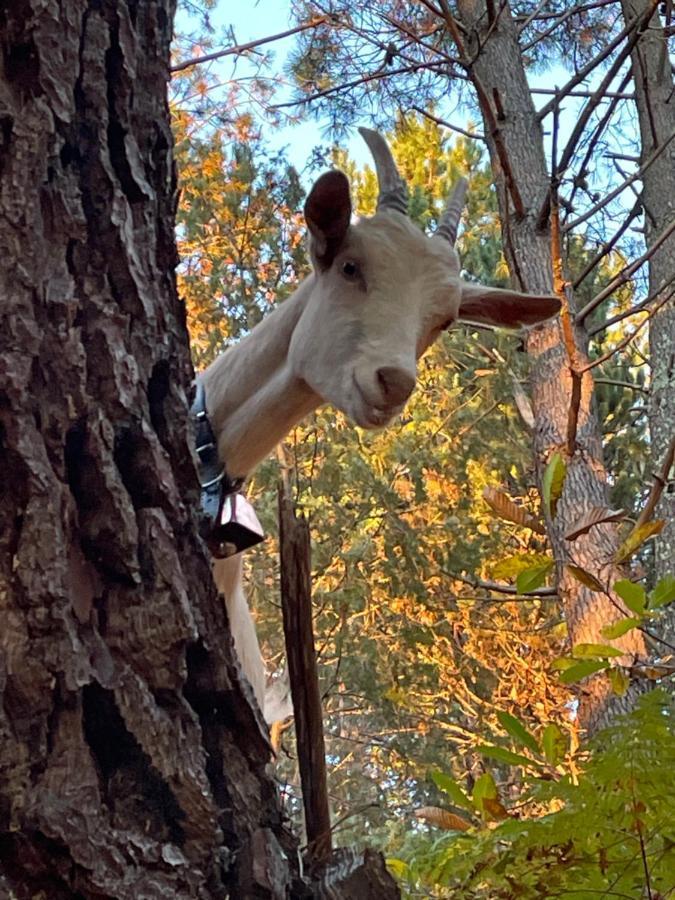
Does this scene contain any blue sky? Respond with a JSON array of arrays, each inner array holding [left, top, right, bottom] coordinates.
[[174, 0, 637, 229]]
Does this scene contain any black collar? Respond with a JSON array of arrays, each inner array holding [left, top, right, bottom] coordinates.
[[191, 379, 243, 524]]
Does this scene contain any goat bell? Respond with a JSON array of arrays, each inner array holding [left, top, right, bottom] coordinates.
[[207, 492, 265, 559]]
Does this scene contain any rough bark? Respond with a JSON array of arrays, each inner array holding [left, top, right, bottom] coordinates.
[[453, 0, 648, 734], [0, 1, 298, 895], [618, 0, 675, 595]]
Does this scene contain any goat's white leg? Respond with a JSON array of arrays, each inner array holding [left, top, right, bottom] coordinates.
[[213, 554, 268, 714]]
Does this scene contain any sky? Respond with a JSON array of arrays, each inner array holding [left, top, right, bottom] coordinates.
[[173, 0, 638, 233]]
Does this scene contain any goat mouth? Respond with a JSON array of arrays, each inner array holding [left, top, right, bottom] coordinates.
[[351, 373, 399, 428]]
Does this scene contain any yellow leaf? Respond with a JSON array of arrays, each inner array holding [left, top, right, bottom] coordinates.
[[615, 521, 665, 564]]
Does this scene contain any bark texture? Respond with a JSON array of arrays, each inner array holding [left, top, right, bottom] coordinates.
[[454, 0, 648, 734], [619, 0, 675, 591], [0, 1, 298, 895]]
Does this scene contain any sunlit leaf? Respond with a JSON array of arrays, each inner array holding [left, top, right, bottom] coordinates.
[[491, 553, 552, 581], [572, 643, 624, 659], [613, 579, 646, 614], [564, 506, 625, 541], [542, 452, 566, 518], [496, 711, 540, 755], [566, 564, 604, 592], [516, 561, 554, 594], [551, 656, 578, 671], [601, 617, 642, 639], [614, 520, 665, 564], [558, 660, 610, 684]]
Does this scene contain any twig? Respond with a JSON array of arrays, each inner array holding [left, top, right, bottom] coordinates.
[[576, 216, 675, 322], [556, 60, 634, 183], [593, 377, 649, 394], [531, 88, 634, 99], [171, 18, 328, 73], [452, 573, 558, 597], [572, 196, 643, 290], [634, 435, 675, 530], [270, 59, 452, 109], [564, 127, 675, 232], [588, 274, 675, 335], [579, 289, 675, 372], [566, 71, 633, 215], [535, 0, 660, 119], [411, 104, 485, 141]]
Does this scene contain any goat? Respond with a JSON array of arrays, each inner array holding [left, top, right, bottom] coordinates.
[[200, 128, 560, 723]]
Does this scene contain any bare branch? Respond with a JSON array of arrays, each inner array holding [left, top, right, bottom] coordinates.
[[411, 104, 484, 140], [535, 0, 660, 119], [579, 288, 675, 372], [171, 18, 328, 73], [634, 434, 675, 530], [588, 274, 675, 335], [576, 215, 675, 322], [564, 126, 675, 232], [452, 573, 558, 597], [572, 195, 642, 289]]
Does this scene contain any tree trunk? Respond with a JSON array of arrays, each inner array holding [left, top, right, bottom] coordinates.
[[0, 1, 297, 895], [618, 0, 675, 595], [453, 0, 648, 733]]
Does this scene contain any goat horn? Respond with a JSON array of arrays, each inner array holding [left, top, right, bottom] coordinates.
[[435, 177, 468, 245], [358, 127, 409, 216]]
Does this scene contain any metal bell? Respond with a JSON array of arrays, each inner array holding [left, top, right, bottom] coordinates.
[[207, 492, 265, 559]]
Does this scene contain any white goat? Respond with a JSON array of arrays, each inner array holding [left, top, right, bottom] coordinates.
[[200, 128, 560, 723]]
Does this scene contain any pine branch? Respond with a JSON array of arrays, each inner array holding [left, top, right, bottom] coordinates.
[[171, 18, 328, 73]]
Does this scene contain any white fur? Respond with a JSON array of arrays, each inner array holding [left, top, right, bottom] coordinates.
[[201, 185, 559, 724]]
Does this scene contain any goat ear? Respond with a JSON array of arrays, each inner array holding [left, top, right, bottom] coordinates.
[[304, 170, 352, 269], [458, 281, 561, 328]]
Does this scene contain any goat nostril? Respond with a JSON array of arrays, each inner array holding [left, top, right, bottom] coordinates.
[[376, 367, 416, 406]]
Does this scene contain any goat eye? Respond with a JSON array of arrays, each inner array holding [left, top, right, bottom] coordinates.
[[341, 260, 359, 280]]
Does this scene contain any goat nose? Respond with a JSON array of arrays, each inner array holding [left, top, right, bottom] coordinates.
[[376, 367, 416, 406]]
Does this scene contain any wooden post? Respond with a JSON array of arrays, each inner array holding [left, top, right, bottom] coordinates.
[[278, 484, 332, 863]]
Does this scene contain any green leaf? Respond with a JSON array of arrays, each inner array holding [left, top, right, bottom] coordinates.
[[572, 643, 625, 659], [472, 772, 497, 809], [551, 656, 578, 671], [516, 560, 554, 594], [615, 520, 665, 564], [541, 723, 566, 765], [566, 564, 604, 592], [650, 575, 675, 609], [608, 667, 629, 696], [542, 452, 566, 518], [559, 660, 610, 684], [476, 744, 538, 769], [496, 711, 540, 755], [431, 771, 474, 811], [601, 617, 642, 639], [386, 858, 410, 881], [614, 579, 646, 614], [491, 553, 552, 581]]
